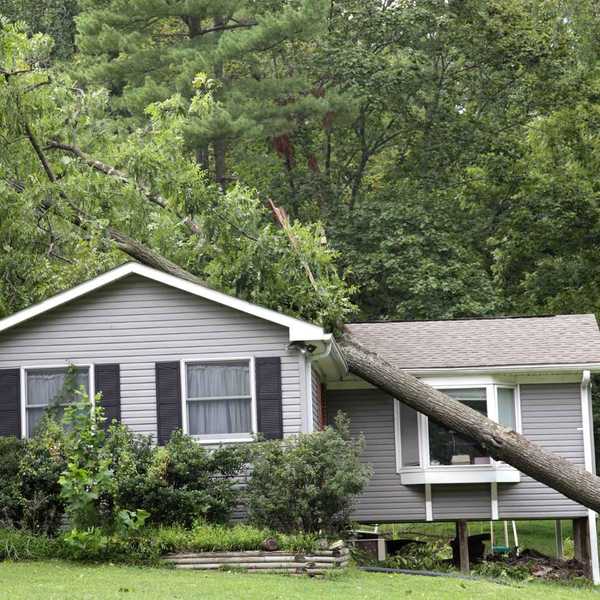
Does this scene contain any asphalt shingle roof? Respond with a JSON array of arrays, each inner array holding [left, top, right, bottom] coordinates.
[[345, 314, 600, 369]]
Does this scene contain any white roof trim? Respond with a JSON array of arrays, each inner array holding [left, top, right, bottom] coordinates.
[[406, 363, 600, 375], [0, 262, 330, 343]]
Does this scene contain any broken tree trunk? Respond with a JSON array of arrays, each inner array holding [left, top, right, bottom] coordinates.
[[337, 334, 600, 513]]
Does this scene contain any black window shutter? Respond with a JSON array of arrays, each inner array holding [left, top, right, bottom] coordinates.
[[0, 368, 21, 438], [256, 357, 283, 440], [95, 364, 121, 430], [156, 361, 182, 445]]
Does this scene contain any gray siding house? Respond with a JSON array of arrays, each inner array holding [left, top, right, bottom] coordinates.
[[0, 263, 599, 580]]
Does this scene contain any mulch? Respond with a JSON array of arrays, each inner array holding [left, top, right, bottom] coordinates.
[[490, 548, 587, 580]]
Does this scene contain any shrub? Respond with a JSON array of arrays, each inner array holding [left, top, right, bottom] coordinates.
[[18, 417, 67, 535], [246, 413, 370, 534], [0, 437, 24, 527], [117, 431, 249, 527]]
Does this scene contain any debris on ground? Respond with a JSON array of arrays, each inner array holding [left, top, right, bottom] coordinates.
[[488, 548, 587, 581]]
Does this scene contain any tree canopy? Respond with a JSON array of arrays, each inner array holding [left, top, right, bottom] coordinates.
[[1, 0, 600, 325]]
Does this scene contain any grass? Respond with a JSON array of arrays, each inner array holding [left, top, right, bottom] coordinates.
[[379, 519, 578, 557], [1, 561, 600, 600]]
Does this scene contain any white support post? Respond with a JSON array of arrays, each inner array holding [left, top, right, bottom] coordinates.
[[490, 483, 499, 520], [581, 371, 599, 584], [588, 511, 600, 585], [555, 520, 563, 560], [425, 484, 433, 522]]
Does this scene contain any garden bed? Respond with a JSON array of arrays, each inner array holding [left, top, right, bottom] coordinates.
[[164, 545, 350, 574]]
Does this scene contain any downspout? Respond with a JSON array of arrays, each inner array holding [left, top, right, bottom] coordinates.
[[304, 339, 333, 433]]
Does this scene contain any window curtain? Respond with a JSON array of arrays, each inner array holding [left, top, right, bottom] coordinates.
[[188, 398, 252, 434], [186, 362, 251, 435], [186, 363, 250, 398]]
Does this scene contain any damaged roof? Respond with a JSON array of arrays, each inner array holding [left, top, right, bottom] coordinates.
[[345, 314, 600, 370]]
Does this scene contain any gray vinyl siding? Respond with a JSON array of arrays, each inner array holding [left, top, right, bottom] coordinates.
[[329, 382, 588, 523], [498, 383, 587, 518], [311, 368, 320, 430], [327, 389, 426, 522], [0, 274, 304, 439], [432, 485, 491, 520]]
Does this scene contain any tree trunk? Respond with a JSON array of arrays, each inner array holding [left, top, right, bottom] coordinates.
[[212, 16, 227, 190], [106, 228, 203, 284], [337, 334, 600, 513]]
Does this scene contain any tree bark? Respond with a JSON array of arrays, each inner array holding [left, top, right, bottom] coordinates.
[[337, 334, 600, 513]]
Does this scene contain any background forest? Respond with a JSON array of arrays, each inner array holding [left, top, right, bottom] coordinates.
[[2, 1, 600, 443]]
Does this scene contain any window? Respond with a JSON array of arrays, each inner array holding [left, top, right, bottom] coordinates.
[[25, 367, 90, 436], [185, 360, 254, 440], [428, 388, 490, 466], [397, 402, 420, 467], [497, 387, 517, 430]]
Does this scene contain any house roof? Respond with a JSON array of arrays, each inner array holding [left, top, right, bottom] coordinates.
[[345, 314, 600, 371], [0, 262, 330, 344]]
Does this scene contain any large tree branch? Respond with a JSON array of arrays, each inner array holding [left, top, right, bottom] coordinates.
[[45, 140, 202, 237], [337, 334, 600, 514], [22, 122, 205, 284]]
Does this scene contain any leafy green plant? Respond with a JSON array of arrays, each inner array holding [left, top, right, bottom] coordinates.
[[59, 391, 114, 530], [152, 521, 320, 555], [246, 413, 370, 534], [384, 540, 454, 572], [0, 528, 58, 561], [473, 560, 531, 581]]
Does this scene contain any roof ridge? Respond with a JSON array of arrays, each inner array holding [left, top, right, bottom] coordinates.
[[347, 314, 594, 325]]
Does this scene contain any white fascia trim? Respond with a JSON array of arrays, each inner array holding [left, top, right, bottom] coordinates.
[[0, 262, 330, 344], [408, 363, 600, 375]]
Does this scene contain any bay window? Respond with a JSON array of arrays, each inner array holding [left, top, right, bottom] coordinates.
[[25, 366, 90, 436], [394, 382, 521, 483], [184, 359, 255, 441]]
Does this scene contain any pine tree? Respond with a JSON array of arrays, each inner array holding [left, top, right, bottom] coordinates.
[[76, 0, 332, 187]]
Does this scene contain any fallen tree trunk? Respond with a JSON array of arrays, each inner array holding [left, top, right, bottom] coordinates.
[[337, 334, 600, 513]]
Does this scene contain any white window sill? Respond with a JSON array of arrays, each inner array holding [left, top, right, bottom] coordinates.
[[399, 465, 520, 485], [190, 434, 255, 445]]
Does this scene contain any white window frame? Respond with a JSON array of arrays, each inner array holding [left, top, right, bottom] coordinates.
[[180, 356, 257, 444], [394, 379, 522, 484], [20, 363, 95, 439]]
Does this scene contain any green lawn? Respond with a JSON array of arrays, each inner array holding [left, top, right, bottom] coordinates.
[[0, 561, 599, 600]]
